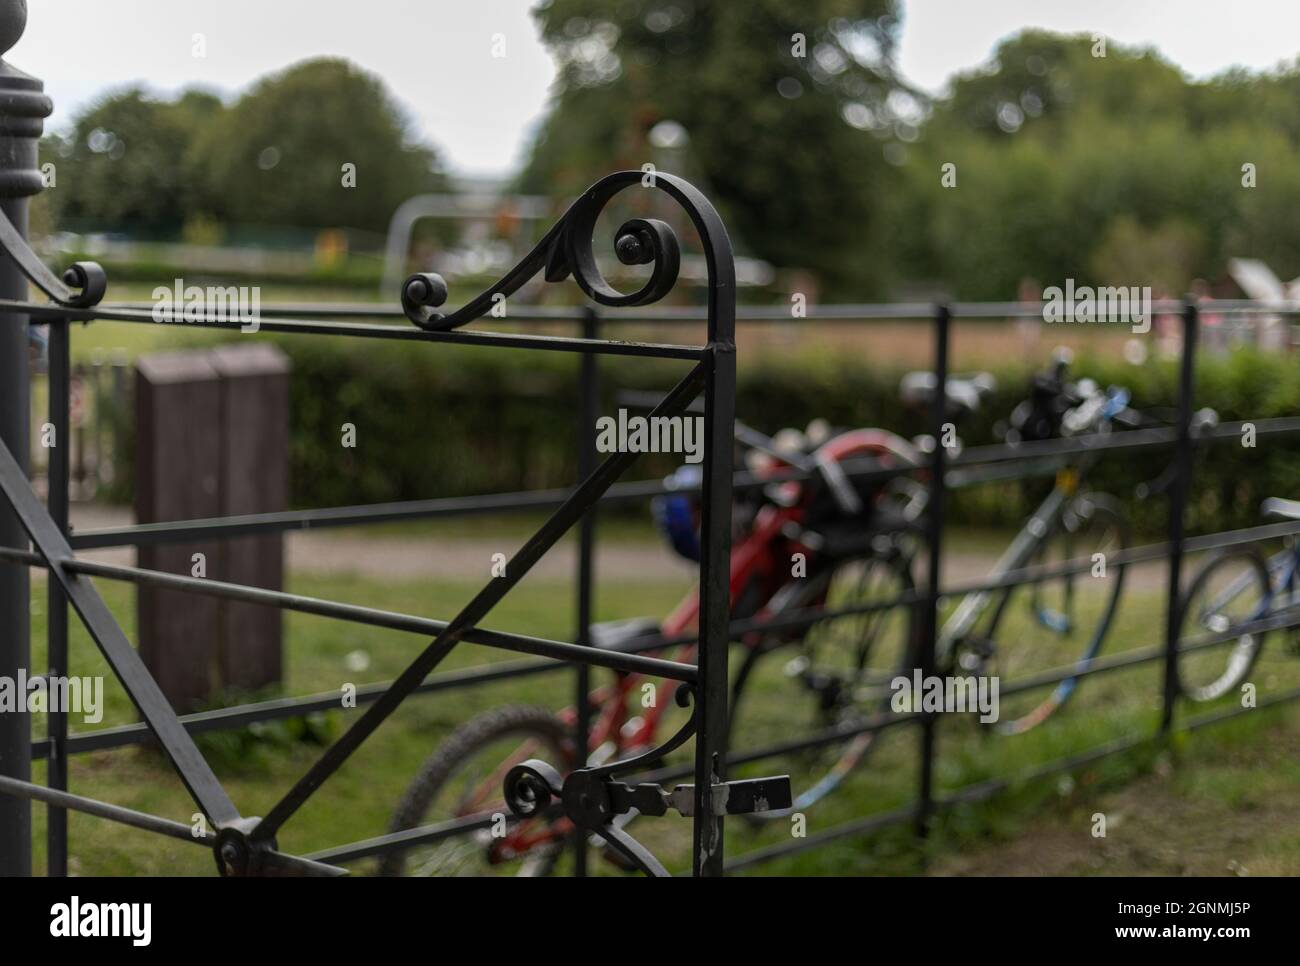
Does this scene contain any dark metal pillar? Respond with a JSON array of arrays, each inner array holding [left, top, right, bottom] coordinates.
[[916, 303, 950, 836], [0, 0, 52, 877], [46, 317, 70, 875], [1161, 298, 1199, 731], [693, 336, 736, 876], [572, 306, 599, 876]]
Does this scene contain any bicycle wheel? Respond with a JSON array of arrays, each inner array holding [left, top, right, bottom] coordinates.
[[727, 548, 917, 812], [378, 706, 572, 876], [987, 492, 1129, 734], [1176, 549, 1270, 703]]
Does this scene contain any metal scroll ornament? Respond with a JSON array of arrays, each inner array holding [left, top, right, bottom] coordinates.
[[399, 170, 734, 332]]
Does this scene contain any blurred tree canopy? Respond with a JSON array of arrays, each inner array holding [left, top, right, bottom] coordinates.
[[189, 59, 442, 233], [521, 0, 916, 294], [524, 17, 1300, 300], [36, 18, 1300, 301], [891, 30, 1300, 299], [42, 59, 444, 238], [42, 89, 220, 233]]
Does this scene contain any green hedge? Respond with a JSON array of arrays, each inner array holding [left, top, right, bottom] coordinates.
[[270, 335, 1300, 538]]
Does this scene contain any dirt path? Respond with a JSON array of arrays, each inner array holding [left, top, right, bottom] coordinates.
[[65, 503, 1170, 588], [66, 504, 696, 580]]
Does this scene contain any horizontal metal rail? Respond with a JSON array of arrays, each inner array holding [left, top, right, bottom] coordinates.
[[5, 299, 709, 361], [0, 548, 698, 684], [8, 516, 1299, 764], [0, 773, 347, 875], [30, 657, 561, 760], [92, 297, 1300, 323], [56, 415, 1300, 553]]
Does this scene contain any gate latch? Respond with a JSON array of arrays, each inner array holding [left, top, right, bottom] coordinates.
[[602, 774, 793, 818], [506, 760, 791, 826], [504, 760, 791, 876]]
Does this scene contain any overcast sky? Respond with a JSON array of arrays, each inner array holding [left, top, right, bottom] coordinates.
[[12, 1, 1300, 178]]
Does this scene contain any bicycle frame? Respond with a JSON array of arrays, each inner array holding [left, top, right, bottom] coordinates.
[[477, 427, 1117, 858], [1265, 545, 1300, 608], [936, 480, 1075, 663], [476, 431, 915, 862]]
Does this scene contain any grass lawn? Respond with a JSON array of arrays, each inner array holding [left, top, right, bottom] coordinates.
[[17, 546, 1300, 876]]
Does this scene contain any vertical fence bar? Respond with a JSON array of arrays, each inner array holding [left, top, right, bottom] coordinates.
[[72, 363, 86, 499], [0, 7, 50, 873], [46, 318, 70, 875], [0, 217, 30, 876], [1161, 298, 1199, 732], [572, 306, 599, 876], [92, 352, 105, 499], [693, 345, 736, 876], [916, 302, 950, 836]]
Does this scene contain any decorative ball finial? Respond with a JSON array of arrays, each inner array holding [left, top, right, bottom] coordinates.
[[0, 0, 28, 60]]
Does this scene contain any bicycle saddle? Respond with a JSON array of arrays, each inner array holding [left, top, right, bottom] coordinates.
[[1262, 497, 1300, 521], [899, 371, 996, 416], [590, 617, 664, 653]]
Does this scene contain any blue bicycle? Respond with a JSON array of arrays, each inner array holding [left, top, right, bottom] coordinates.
[[1176, 497, 1300, 702]]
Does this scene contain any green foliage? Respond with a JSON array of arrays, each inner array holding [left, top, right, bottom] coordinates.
[[53, 248, 384, 290], [41, 60, 444, 238], [167, 337, 1299, 541], [523, 22, 1300, 301], [892, 32, 1300, 298], [42, 89, 219, 234], [523, 0, 913, 294], [1089, 215, 1206, 295], [189, 59, 443, 233]]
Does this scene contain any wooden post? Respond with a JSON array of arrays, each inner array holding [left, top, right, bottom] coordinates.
[[211, 343, 289, 693], [135, 345, 290, 709], [135, 352, 224, 713]]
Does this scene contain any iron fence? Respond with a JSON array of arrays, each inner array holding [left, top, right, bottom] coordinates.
[[5, 286, 1300, 875], [0, 158, 784, 875], [3, 9, 1300, 879]]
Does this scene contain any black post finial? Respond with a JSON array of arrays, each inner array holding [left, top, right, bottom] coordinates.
[[0, 0, 26, 60]]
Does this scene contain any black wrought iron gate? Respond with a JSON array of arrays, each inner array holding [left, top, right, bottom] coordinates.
[[0, 10, 793, 877]]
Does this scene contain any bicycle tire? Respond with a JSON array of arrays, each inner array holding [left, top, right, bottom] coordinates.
[[988, 492, 1129, 734], [379, 705, 572, 877], [727, 548, 919, 814], [1176, 547, 1270, 703]]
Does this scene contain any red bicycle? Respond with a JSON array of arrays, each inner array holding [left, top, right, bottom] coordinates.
[[379, 407, 933, 875]]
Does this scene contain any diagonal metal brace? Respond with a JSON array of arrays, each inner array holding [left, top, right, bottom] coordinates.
[[0, 440, 240, 827]]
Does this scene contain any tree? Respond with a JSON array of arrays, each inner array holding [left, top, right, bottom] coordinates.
[[522, 0, 916, 295], [894, 31, 1300, 299], [189, 58, 444, 234], [40, 88, 216, 235]]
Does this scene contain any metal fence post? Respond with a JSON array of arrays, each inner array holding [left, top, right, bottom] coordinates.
[[46, 318, 70, 875], [0, 2, 51, 876], [573, 306, 599, 876], [695, 312, 737, 877], [917, 302, 950, 836], [1161, 298, 1199, 732]]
